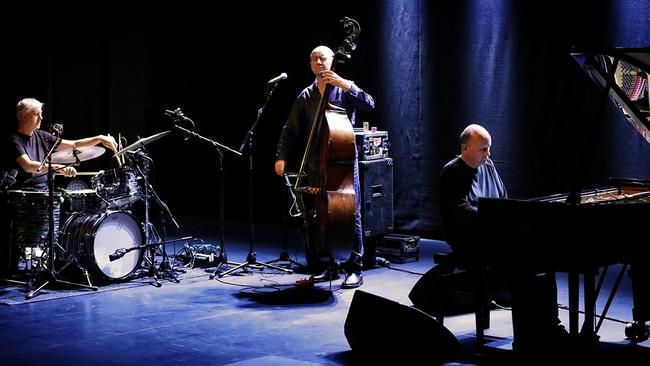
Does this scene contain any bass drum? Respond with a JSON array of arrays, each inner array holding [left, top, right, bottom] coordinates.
[[60, 211, 143, 282]]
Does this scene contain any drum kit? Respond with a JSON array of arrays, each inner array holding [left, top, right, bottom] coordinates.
[[3, 130, 182, 298]]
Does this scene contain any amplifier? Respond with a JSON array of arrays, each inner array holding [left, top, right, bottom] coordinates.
[[355, 130, 389, 160], [359, 158, 394, 238], [376, 234, 420, 263]]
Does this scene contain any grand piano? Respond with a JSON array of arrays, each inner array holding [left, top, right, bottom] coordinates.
[[479, 49, 650, 347]]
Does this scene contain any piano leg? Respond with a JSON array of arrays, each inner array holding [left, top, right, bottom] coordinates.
[[626, 258, 650, 341], [569, 271, 579, 336], [580, 269, 598, 341], [569, 269, 600, 345]]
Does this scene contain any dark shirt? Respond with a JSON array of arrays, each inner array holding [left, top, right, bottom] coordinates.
[[439, 156, 507, 254], [276, 80, 374, 170], [8, 130, 58, 191]]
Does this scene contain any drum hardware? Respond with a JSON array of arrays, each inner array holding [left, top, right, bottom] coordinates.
[[0, 169, 18, 192], [122, 145, 184, 286], [25, 127, 98, 299], [91, 166, 142, 208], [217, 84, 294, 278], [162, 109, 243, 279]]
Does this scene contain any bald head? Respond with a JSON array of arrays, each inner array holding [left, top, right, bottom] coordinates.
[[460, 124, 491, 146], [311, 45, 334, 58], [459, 124, 492, 168], [310, 45, 334, 76]]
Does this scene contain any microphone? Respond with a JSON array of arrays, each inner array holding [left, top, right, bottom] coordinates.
[[49, 123, 64, 137], [267, 72, 288, 84], [164, 108, 190, 123], [164, 108, 183, 117], [375, 256, 391, 268], [109, 248, 128, 262]]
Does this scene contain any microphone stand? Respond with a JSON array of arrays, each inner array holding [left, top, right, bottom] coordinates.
[[27, 134, 97, 299], [110, 237, 193, 263], [165, 117, 243, 279], [127, 150, 184, 285], [217, 81, 293, 278]]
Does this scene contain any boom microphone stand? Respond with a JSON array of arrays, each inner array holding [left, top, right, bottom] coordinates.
[[162, 109, 243, 279], [217, 77, 293, 278], [27, 125, 97, 299]]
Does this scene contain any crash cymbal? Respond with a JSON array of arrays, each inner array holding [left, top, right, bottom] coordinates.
[[114, 130, 171, 157], [51, 146, 106, 164]]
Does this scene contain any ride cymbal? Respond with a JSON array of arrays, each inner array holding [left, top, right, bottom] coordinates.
[[51, 146, 106, 164]]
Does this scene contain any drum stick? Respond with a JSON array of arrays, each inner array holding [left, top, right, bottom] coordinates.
[[119, 133, 126, 165], [111, 133, 122, 167]]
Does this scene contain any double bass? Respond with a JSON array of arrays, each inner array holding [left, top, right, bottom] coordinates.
[[294, 17, 362, 267]]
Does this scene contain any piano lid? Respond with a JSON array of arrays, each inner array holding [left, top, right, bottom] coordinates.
[[571, 49, 650, 144]]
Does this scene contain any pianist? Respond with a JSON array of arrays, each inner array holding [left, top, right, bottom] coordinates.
[[439, 124, 566, 350], [439, 124, 506, 259]]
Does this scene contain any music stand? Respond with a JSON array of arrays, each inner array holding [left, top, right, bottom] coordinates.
[[217, 81, 293, 278], [162, 109, 244, 278]]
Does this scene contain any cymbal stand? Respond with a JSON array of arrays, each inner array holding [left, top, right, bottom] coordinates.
[[265, 173, 305, 270], [126, 150, 180, 286], [137, 152, 186, 276], [158, 207, 186, 275], [164, 110, 243, 279], [218, 82, 293, 278], [26, 131, 97, 299]]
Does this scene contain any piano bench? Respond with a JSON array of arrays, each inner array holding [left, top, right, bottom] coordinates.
[[409, 252, 494, 342]]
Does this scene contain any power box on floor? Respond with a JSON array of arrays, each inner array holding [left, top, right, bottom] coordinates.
[[376, 234, 420, 263]]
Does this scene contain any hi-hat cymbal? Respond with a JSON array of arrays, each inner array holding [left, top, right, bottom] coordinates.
[[51, 146, 106, 164], [114, 130, 171, 157]]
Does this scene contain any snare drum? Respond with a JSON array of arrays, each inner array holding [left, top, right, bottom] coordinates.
[[6, 190, 61, 247], [60, 211, 143, 282], [91, 166, 141, 208]]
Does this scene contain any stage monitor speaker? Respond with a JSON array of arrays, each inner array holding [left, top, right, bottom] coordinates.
[[344, 290, 462, 364], [359, 158, 394, 238]]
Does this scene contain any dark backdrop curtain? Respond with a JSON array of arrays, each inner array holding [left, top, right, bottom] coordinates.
[[2, 1, 649, 240], [379, 0, 650, 238]]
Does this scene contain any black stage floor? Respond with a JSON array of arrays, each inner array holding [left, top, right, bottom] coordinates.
[[1, 216, 648, 365]]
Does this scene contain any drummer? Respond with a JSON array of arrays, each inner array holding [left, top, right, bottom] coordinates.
[[4, 97, 118, 191]]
